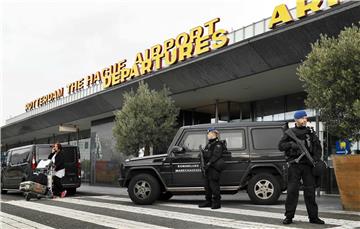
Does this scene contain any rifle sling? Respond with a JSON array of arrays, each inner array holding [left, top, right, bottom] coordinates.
[[285, 129, 315, 166]]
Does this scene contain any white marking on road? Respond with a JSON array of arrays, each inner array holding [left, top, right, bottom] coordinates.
[[0, 212, 55, 229], [90, 195, 360, 229], [241, 203, 360, 216], [5, 200, 169, 229], [56, 196, 299, 229]]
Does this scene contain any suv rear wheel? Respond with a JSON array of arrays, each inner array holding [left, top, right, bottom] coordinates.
[[247, 173, 281, 205], [128, 174, 160, 205]]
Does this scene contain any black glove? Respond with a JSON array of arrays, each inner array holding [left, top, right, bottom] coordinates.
[[204, 162, 211, 170]]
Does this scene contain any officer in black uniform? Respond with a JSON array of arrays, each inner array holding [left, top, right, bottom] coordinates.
[[198, 128, 225, 209], [278, 110, 325, 225]]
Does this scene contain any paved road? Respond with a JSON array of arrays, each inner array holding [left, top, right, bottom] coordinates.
[[1, 187, 359, 228]]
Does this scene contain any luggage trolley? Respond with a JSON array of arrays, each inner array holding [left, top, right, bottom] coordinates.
[[19, 159, 54, 201]]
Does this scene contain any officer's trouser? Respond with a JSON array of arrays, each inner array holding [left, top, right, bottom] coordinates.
[[204, 168, 221, 202], [285, 163, 318, 220]]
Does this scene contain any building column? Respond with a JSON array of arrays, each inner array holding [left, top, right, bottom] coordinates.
[[227, 101, 231, 122], [191, 109, 195, 125], [182, 110, 185, 126], [77, 127, 80, 146], [250, 102, 256, 121], [239, 103, 243, 121], [215, 100, 219, 123]]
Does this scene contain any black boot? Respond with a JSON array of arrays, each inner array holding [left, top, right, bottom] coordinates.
[[282, 218, 293, 224], [198, 201, 212, 208], [309, 218, 325, 224], [211, 200, 221, 209]]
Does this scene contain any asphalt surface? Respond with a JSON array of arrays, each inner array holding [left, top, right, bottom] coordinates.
[[1, 185, 359, 229]]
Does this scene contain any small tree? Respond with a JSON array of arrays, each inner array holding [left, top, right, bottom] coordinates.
[[113, 81, 179, 157], [298, 23, 360, 140]]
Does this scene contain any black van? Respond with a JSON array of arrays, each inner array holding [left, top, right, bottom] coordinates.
[[1, 144, 81, 194]]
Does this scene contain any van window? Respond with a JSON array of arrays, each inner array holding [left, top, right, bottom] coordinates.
[[62, 147, 78, 163], [10, 148, 31, 165], [251, 128, 283, 150], [181, 132, 206, 151], [37, 147, 52, 161], [220, 130, 245, 150]]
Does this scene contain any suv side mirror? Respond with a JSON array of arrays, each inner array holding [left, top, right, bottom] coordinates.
[[171, 146, 185, 155]]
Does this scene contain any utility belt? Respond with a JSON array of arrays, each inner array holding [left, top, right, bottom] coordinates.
[[205, 157, 225, 173]]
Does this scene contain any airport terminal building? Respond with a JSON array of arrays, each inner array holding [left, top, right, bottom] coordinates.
[[2, 1, 360, 192]]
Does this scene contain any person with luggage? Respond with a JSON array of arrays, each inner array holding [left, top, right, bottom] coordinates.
[[278, 110, 325, 225], [198, 128, 226, 209], [48, 143, 67, 198]]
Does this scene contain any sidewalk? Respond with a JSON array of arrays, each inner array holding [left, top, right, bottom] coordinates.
[[77, 184, 354, 214], [78, 183, 127, 196]]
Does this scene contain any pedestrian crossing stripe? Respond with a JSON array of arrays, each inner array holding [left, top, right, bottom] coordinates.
[[57, 197, 298, 229], [82, 195, 360, 228], [2, 195, 359, 229], [240, 203, 360, 217], [3, 200, 168, 229], [5, 198, 296, 229], [0, 212, 55, 229]]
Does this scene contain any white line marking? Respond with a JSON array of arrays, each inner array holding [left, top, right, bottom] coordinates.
[[241, 203, 360, 216], [5, 200, 169, 229], [56, 196, 300, 229], [0, 212, 55, 229], [90, 195, 360, 229]]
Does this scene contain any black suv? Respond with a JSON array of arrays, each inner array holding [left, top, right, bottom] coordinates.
[[1, 144, 81, 194], [119, 122, 288, 205]]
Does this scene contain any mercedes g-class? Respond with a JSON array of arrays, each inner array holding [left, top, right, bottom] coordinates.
[[119, 122, 288, 205]]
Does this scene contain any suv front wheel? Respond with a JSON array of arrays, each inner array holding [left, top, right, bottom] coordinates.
[[128, 174, 160, 205], [247, 173, 281, 205]]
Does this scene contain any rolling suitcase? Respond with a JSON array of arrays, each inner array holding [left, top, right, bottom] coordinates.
[[19, 181, 47, 195]]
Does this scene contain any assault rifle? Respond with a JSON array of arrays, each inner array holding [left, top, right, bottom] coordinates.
[[285, 129, 315, 167], [198, 145, 206, 176]]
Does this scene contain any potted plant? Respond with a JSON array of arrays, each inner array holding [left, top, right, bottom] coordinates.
[[297, 24, 360, 211]]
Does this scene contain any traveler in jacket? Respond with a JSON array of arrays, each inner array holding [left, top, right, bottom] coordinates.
[[48, 143, 67, 198]]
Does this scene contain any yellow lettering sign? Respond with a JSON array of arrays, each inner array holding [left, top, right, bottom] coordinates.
[[297, 0, 323, 19], [26, 18, 230, 110], [270, 0, 340, 29], [269, 4, 294, 29]]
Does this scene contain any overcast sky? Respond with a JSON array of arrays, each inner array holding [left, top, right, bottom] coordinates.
[[1, 0, 296, 126]]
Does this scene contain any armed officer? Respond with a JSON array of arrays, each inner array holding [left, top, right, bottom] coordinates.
[[198, 128, 226, 209], [278, 110, 325, 225]]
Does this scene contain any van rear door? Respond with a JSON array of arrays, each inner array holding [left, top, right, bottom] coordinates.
[[62, 146, 80, 186]]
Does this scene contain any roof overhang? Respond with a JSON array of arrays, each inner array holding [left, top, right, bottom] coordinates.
[[2, 1, 360, 144]]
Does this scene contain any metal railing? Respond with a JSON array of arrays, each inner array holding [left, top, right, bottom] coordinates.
[[5, 0, 348, 125]]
